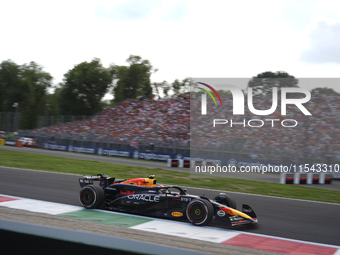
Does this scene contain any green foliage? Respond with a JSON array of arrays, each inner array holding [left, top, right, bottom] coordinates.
[[58, 58, 112, 116], [152, 80, 171, 98], [112, 65, 129, 104], [45, 87, 62, 116], [20, 62, 53, 129], [0, 60, 24, 112], [172, 78, 191, 95], [0, 56, 192, 128], [152, 78, 191, 99], [0, 60, 52, 129], [113, 55, 154, 104], [247, 71, 299, 96]]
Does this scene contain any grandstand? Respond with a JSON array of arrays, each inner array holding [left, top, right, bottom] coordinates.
[[25, 94, 190, 155], [191, 91, 340, 165], [18, 91, 340, 165]]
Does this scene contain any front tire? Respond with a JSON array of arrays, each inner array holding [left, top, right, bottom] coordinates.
[[79, 185, 105, 209], [186, 199, 214, 226]]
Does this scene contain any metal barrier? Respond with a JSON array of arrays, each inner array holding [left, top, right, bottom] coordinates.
[[36, 115, 92, 129], [17, 130, 190, 155], [0, 112, 21, 132]]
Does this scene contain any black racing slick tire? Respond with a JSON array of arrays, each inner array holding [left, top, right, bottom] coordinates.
[[213, 193, 236, 209], [186, 199, 214, 226], [79, 185, 105, 209]]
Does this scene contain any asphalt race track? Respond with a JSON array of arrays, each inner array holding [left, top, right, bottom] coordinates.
[[0, 146, 340, 246], [2, 146, 340, 190]]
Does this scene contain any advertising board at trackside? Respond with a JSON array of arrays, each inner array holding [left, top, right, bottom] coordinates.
[[43, 142, 294, 170]]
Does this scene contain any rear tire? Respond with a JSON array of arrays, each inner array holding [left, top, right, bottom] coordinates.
[[213, 193, 236, 209], [186, 199, 214, 226], [79, 185, 105, 209]]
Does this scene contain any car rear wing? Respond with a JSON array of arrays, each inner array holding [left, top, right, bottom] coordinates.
[[79, 174, 115, 188]]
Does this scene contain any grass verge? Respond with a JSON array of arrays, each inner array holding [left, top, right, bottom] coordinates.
[[0, 150, 339, 204]]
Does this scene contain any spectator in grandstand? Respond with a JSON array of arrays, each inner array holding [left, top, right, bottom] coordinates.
[[32, 92, 340, 163]]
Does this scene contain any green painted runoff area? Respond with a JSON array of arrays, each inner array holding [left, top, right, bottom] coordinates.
[[60, 209, 151, 227]]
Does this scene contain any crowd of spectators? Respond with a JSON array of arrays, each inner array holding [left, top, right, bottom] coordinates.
[[32, 91, 340, 163], [191, 90, 340, 162], [33, 94, 190, 148]]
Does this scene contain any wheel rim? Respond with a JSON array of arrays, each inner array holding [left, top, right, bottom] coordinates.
[[188, 202, 206, 223], [80, 188, 95, 206]]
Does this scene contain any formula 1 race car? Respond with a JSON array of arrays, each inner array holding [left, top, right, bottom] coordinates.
[[78, 174, 258, 227]]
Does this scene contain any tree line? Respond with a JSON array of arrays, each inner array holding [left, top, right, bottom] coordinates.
[[0, 55, 189, 129], [1, 56, 337, 130]]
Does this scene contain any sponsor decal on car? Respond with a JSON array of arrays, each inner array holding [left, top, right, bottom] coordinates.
[[79, 179, 93, 184], [171, 212, 183, 217], [217, 210, 226, 217], [120, 190, 135, 195], [127, 194, 160, 202]]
